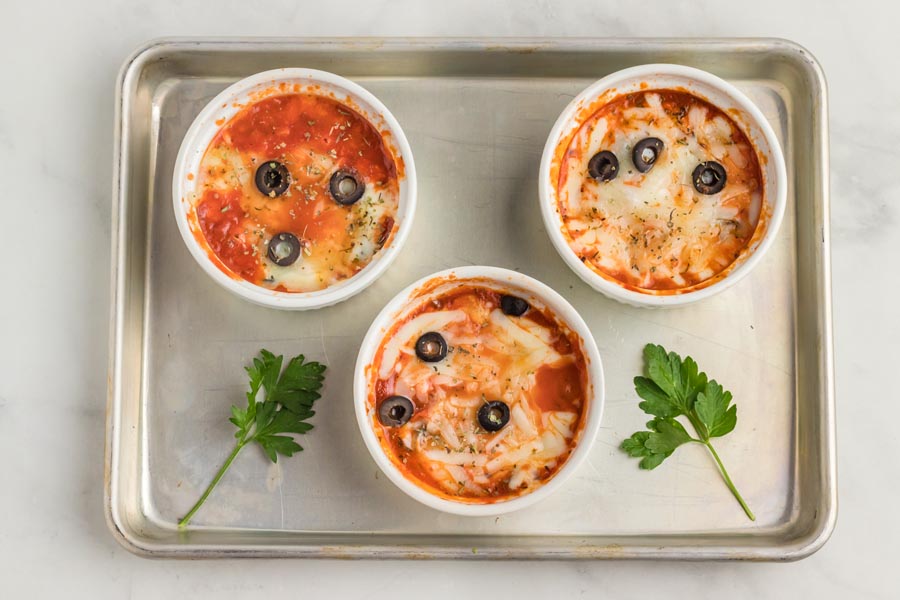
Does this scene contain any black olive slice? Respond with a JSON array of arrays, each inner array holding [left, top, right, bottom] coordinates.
[[415, 332, 447, 362], [632, 137, 665, 173], [692, 161, 727, 195], [477, 401, 510, 432], [328, 169, 365, 205], [267, 232, 301, 267], [500, 294, 529, 317], [378, 395, 414, 427], [255, 161, 291, 197], [587, 150, 619, 182]]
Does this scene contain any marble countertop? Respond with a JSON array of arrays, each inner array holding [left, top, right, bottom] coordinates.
[[1, 0, 895, 597]]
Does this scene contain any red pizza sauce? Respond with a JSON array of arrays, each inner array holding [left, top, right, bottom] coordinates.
[[189, 93, 401, 292]]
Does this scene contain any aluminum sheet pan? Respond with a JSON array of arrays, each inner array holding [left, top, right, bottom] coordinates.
[[105, 38, 835, 560]]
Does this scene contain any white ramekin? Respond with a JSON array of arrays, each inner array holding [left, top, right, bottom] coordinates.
[[539, 64, 787, 308], [172, 68, 417, 310], [353, 266, 605, 516]]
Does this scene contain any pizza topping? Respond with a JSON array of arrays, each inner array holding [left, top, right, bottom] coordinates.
[[587, 150, 619, 182], [266, 232, 302, 267], [499, 294, 529, 317], [328, 168, 366, 205], [477, 400, 510, 432], [379, 395, 415, 427], [192, 93, 401, 293], [415, 332, 448, 362], [254, 161, 291, 197], [692, 161, 728, 195], [631, 137, 665, 173], [369, 284, 588, 501], [555, 89, 763, 291]]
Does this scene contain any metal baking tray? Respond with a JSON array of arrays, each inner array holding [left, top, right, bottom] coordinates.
[[105, 38, 835, 560]]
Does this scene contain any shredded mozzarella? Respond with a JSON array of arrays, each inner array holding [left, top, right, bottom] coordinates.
[[371, 285, 588, 500], [557, 90, 763, 291]]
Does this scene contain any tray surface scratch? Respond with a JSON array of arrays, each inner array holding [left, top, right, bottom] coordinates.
[[106, 38, 835, 560]]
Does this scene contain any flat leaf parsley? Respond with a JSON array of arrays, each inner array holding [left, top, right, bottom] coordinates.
[[621, 343, 754, 520], [178, 349, 326, 528]]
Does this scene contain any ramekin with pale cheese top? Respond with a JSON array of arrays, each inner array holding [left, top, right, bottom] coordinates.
[[354, 266, 604, 516], [539, 64, 787, 307]]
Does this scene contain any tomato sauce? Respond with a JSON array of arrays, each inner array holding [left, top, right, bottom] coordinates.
[[368, 283, 589, 503], [532, 362, 584, 413], [195, 189, 262, 281], [190, 93, 401, 292], [554, 89, 765, 294]]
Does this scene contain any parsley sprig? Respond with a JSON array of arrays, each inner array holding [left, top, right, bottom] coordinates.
[[178, 349, 326, 528], [621, 344, 755, 521]]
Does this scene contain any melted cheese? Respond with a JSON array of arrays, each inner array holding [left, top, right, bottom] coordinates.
[[369, 285, 589, 502], [557, 90, 763, 292], [191, 93, 400, 292]]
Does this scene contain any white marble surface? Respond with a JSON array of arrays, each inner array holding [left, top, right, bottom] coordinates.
[[1, 0, 896, 597]]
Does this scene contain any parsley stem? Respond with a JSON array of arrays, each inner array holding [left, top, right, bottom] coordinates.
[[178, 439, 248, 529], [703, 441, 755, 521]]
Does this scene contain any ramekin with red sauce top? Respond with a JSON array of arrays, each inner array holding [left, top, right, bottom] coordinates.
[[354, 266, 605, 516], [173, 68, 416, 310]]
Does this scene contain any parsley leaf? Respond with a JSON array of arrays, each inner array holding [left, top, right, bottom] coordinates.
[[621, 431, 652, 457], [621, 431, 666, 470], [695, 380, 737, 438], [179, 349, 327, 528], [644, 343, 683, 400], [644, 417, 692, 455], [256, 434, 303, 463], [642, 343, 707, 413], [620, 343, 754, 521], [634, 376, 679, 418]]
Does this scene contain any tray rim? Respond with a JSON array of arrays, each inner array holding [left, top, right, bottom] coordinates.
[[104, 36, 836, 561]]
